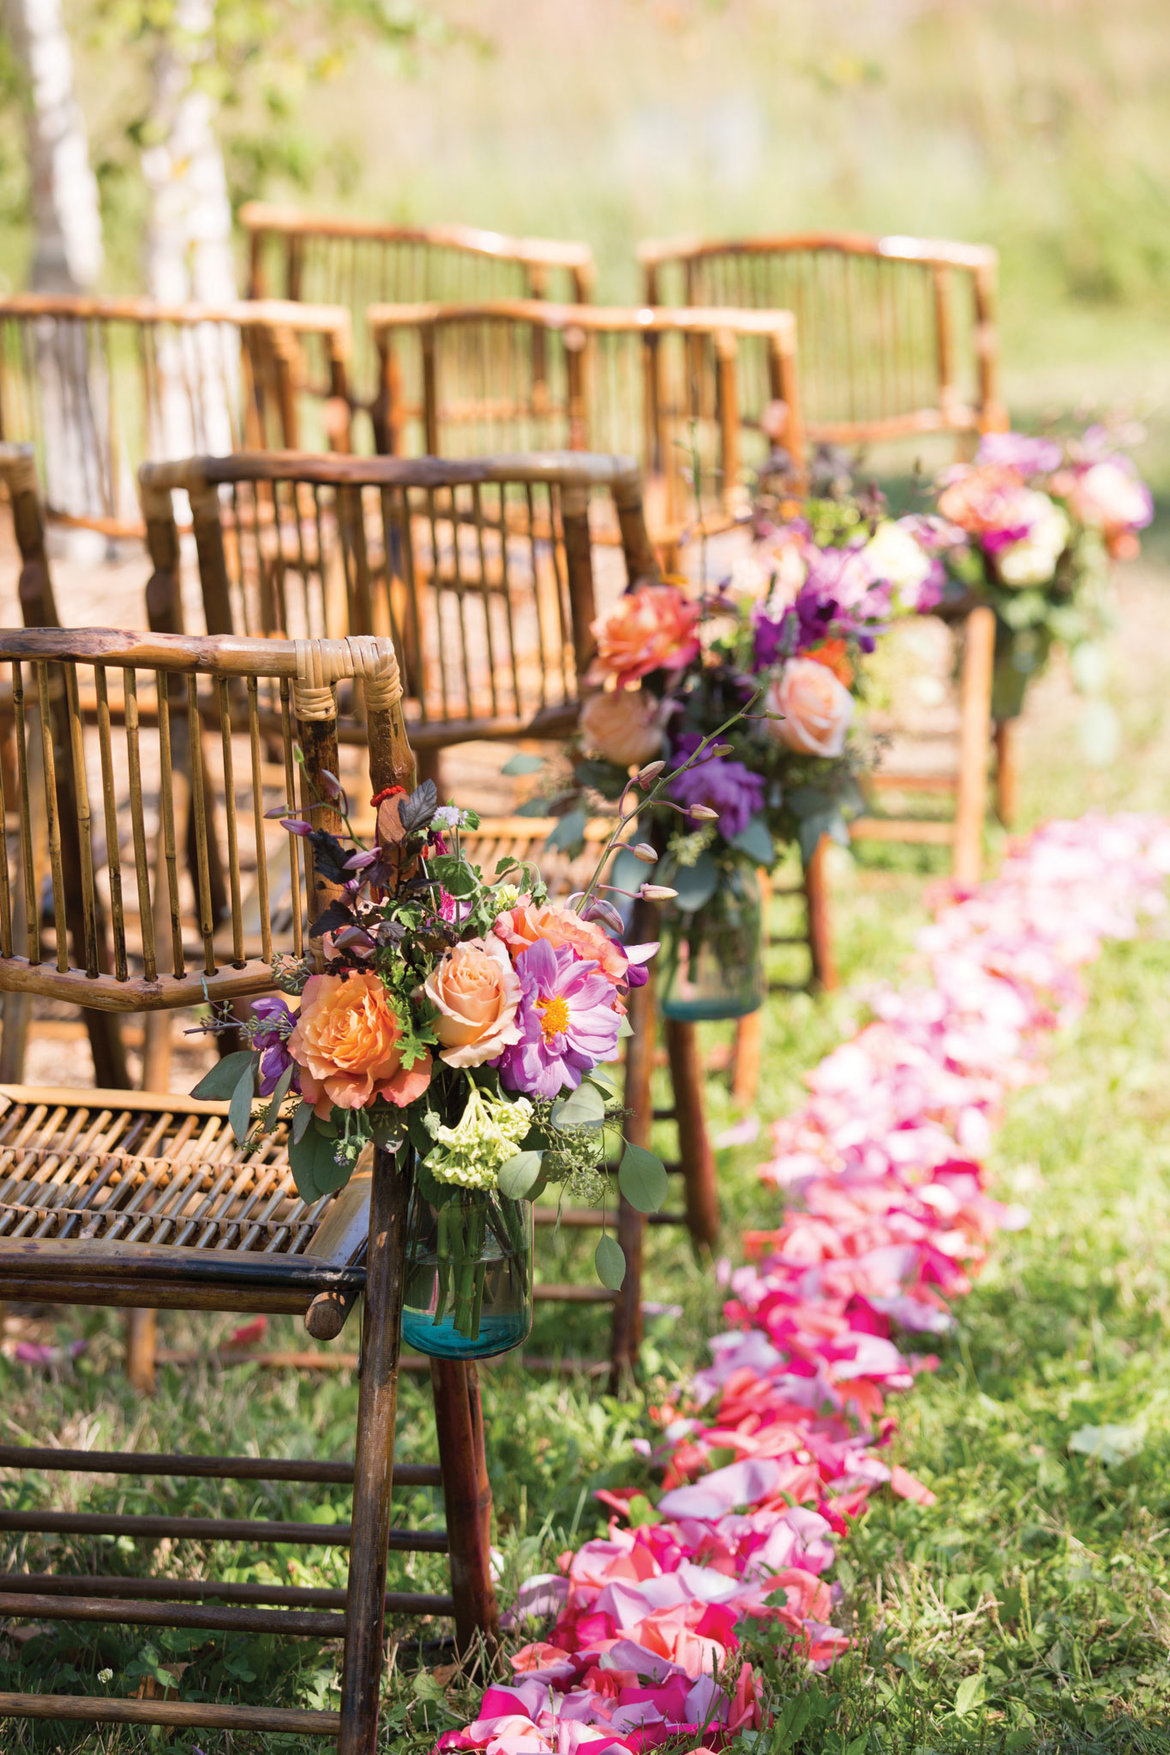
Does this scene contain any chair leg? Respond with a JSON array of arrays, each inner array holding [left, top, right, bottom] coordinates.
[[124, 1309, 157, 1394], [954, 605, 996, 887], [730, 1011, 762, 1106], [804, 834, 838, 992], [431, 1359, 499, 1655], [994, 717, 1019, 828], [665, 1020, 718, 1251], [338, 1143, 411, 1755]]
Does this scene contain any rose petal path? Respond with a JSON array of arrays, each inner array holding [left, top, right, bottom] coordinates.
[[437, 814, 1170, 1754]]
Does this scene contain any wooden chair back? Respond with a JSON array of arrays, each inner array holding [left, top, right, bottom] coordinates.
[[0, 626, 405, 1021], [366, 300, 804, 539], [0, 295, 354, 538], [639, 233, 1006, 449], [242, 203, 596, 412], [139, 450, 657, 757]]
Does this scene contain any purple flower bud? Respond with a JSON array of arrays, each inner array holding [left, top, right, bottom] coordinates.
[[344, 848, 378, 871], [320, 769, 342, 801], [281, 818, 312, 837]]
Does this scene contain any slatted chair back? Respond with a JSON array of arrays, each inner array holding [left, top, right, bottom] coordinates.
[[367, 300, 804, 541], [242, 202, 596, 413], [0, 295, 354, 539], [0, 627, 406, 1020], [139, 450, 657, 761], [639, 233, 1006, 450]]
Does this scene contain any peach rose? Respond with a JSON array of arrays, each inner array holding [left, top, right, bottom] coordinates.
[[494, 898, 628, 990], [423, 934, 522, 1068], [767, 657, 854, 758], [588, 583, 701, 688], [289, 971, 432, 1119], [578, 686, 664, 770]]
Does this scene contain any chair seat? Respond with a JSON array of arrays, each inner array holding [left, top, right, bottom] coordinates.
[[0, 1084, 370, 1316]]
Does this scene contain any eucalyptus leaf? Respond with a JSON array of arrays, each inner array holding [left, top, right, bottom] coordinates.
[[498, 1150, 545, 1199], [786, 785, 829, 819], [595, 1233, 627, 1291], [669, 850, 718, 912], [500, 753, 548, 776], [263, 1062, 294, 1133], [618, 1142, 669, 1213], [729, 814, 774, 866], [551, 1081, 607, 1128], [547, 807, 588, 854], [291, 1099, 316, 1144], [191, 1050, 256, 1101], [288, 1121, 350, 1203], [228, 1064, 256, 1144], [516, 796, 557, 818]]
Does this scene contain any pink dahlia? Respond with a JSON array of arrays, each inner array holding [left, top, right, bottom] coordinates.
[[497, 939, 621, 1099]]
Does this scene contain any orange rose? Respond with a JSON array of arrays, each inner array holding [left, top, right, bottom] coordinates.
[[767, 657, 854, 758], [579, 686, 665, 769], [289, 971, 432, 1119], [805, 638, 854, 688], [423, 935, 522, 1068], [494, 898, 628, 990], [588, 583, 701, 688]]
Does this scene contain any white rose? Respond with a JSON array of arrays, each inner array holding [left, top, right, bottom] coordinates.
[[997, 491, 1069, 585]]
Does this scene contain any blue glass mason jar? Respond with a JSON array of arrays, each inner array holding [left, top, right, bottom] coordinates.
[[401, 1181, 533, 1359], [658, 863, 766, 1022]]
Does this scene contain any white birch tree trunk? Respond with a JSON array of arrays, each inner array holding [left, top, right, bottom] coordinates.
[[4, 0, 105, 534], [4, 0, 103, 292], [141, 0, 236, 462]]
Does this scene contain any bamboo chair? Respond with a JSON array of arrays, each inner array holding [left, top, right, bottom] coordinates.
[[242, 203, 596, 430], [0, 294, 354, 541], [0, 444, 136, 1091], [639, 231, 1006, 448], [640, 231, 1015, 828], [366, 299, 804, 559], [138, 450, 716, 1384], [0, 627, 498, 1744]]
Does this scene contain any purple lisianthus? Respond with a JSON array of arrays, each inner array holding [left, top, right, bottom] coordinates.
[[497, 939, 622, 1099], [667, 733, 765, 840], [975, 431, 1063, 478], [250, 995, 300, 1097]]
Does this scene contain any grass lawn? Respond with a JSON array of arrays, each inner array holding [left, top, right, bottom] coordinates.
[[2, 570, 1169, 1751]]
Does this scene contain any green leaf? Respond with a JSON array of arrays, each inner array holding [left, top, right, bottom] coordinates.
[[516, 796, 557, 818], [288, 1120, 351, 1203], [584, 1065, 619, 1098], [618, 1142, 669, 1213], [669, 850, 718, 912], [797, 809, 838, 866], [551, 1081, 606, 1128], [729, 813, 774, 866], [497, 1150, 545, 1199], [191, 1050, 256, 1100], [954, 1672, 987, 1717], [500, 753, 548, 776], [263, 1062, 294, 1132], [785, 784, 829, 819], [228, 1063, 256, 1144], [594, 1233, 626, 1290], [617, 1014, 633, 1038], [291, 1098, 315, 1144], [547, 807, 588, 853]]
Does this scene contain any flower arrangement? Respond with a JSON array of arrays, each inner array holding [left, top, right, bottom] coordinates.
[[190, 742, 746, 1353], [518, 476, 940, 1018], [928, 427, 1153, 721]]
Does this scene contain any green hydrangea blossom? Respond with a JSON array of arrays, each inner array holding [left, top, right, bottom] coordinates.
[[426, 1080, 534, 1191]]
